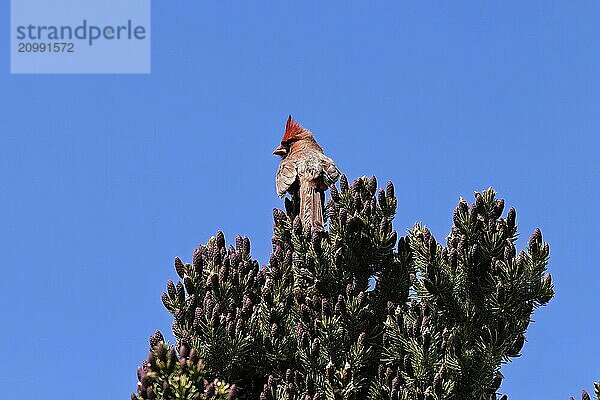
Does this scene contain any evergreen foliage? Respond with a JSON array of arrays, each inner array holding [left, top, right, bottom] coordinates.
[[132, 176, 554, 400], [569, 383, 600, 400]]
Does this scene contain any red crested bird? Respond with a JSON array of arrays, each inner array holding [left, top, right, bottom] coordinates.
[[273, 116, 340, 231]]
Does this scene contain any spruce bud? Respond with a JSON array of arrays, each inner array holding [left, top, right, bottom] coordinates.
[[386, 181, 395, 198], [167, 280, 176, 300], [208, 272, 218, 288], [216, 230, 225, 249], [470, 201, 478, 217], [380, 218, 389, 233], [161, 292, 170, 310], [423, 227, 431, 243], [174, 257, 185, 279], [176, 281, 185, 303], [357, 291, 365, 306], [378, 188, 386, 207], [457, 235, 466, 254], [234, 235, 243, 253], [273, 208, 286, 224], [353, 191, 362, 211], [212, 303, 221, 320], [167, 346, 177, 365], [458, 198, 469, 214], [183, 277, 195, 294], [146, 387, 155, 399], [507, 207, 516, 230], [346, 283, 353, 297], [179, 343, 190, 359], [474, 191, 483, 212], [387, 300, 395, 314], [242, 236, 251, 255], [297, 322, 304, 337], [339, 208, 347, 225], [528, 228, 542, 250], [453, 198, 468, 224], [242, 294, 252, 314], [140, 371, 151, 388], [449, 248, 457, 269], [340, 174, 349, 193], [326, 198, 336, 219], [137, 367, 145, 381], [189, 348, 198, 364], [368, 176, 377, 195], [193, 249, 203, 274], [174, 308, 185, 323], [293, 216, 303, 236], [504, 243, 515, 261], [494, 198, 505, 218], [205, 381, 215, 397], [312, 231, 322, 253], [330, 184, 340, 201], [219, 264, 228, 283]]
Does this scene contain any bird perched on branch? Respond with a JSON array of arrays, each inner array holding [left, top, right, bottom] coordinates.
[[273, 116, 340, 231]]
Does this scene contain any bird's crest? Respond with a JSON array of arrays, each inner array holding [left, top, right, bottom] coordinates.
[[282, 115, 307, 142]]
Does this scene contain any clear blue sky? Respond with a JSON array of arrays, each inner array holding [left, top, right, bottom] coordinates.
[[1, 2, 598, 399]]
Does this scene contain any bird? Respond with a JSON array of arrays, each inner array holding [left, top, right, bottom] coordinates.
[[273, 115, 340, 232]]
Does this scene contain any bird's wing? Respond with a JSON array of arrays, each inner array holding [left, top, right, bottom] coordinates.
[[275, 158, 298, 198], [320, 155, 341, 187]]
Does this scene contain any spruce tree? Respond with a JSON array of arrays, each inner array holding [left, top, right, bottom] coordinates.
[[569, 383, 600, 400], [132, 176, 554, 400]]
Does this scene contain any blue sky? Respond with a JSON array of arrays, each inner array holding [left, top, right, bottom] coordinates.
[[1, 1, 599, 398]]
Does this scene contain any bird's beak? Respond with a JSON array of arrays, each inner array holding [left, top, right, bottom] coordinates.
[[273, 144, 287, 156]]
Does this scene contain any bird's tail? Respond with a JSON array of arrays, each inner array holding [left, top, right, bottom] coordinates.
[[299, 179, 324, 232]]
